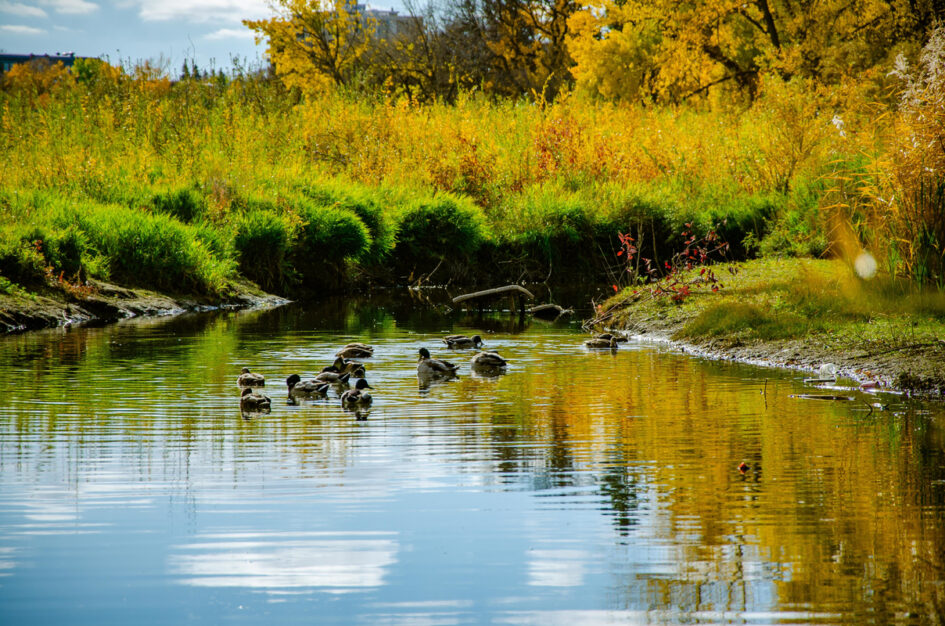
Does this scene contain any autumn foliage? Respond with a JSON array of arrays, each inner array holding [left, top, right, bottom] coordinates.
[[1, 11, 944, 295]]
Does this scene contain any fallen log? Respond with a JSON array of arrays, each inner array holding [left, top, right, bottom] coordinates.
[[452, 285, 535, 304]]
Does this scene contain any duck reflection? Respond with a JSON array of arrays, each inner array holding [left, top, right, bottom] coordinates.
[[169, 532, 398, 592]]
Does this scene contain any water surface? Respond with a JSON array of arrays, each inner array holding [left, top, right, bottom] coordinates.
[[1, 296, 944, 624]]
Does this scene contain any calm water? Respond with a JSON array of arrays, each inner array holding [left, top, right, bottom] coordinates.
[[1, 295, 944, 624]]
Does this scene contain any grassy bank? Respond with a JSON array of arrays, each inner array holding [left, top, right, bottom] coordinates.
[[0, 60, 885, 300], [593, 258, 945, 394]]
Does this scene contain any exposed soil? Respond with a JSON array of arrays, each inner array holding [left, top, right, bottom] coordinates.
[[609, 305, 945, 397], [0, 279, 288, 334]]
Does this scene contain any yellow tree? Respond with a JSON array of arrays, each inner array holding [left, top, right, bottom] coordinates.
[[244, 0, 375, 95], [451, 0, 578, 100], [568, 0, 934, 103]]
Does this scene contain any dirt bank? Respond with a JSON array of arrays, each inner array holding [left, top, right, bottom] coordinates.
[[0, 279, 288, 334], [619, 319, 945, 396], [590, 259, 945, 396]]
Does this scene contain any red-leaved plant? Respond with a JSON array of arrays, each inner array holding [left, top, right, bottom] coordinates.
[[612, 221, 736, 303]]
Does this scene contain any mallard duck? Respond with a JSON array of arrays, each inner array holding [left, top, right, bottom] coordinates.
[[240, 387, 272, 412], [583, 336, 618, 350], [286, 374, 330, 398], [314, 369, 351, 384], [336, 343, 374, 359], [237, 367, 265, 387], [418, 347, 460, 378], [444, 334, 484, 349], [471, 350, 508, 372], [330, 356, 366, 378], [595, 332, 628, 343], [341, 378, 374, 407]]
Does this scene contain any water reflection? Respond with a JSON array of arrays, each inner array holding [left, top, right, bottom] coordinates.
[[170, 532, 398, 593], [0, 298, 944, 623], [527, 549, 588, 587]]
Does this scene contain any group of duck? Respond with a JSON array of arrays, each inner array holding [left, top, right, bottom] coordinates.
[[237, 334, 510, 416]]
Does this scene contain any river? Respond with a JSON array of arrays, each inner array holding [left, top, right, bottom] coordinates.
[[1, 294, 943, 624]]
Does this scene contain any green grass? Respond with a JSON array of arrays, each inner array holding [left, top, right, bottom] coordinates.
[[678, 302, 813, 341], [233, 207, 294, 293], [603, 258, 945, 353]]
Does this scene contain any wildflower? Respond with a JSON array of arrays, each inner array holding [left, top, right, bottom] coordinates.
[[831, 114, 846, 138]]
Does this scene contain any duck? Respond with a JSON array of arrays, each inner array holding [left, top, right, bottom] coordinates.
[[470, 350, 508, 372], [336, 343, 374, 359], [583, 336, 618, 350], [237, 367, 265, 387], [240, 387, 272, 412], [443, 334, 484, 349], [341, 378, 374, 407], [329, 356, 366, 378], [286, 374, 330, 398], [594, 332, 628, 343], [314, 369, 351, 384], [417, 347, 460, 378]]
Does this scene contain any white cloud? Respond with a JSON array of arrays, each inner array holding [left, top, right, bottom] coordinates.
[[204, 27, 256, 41], [130, 0, 271, 24], [38, 0, 99, 15], [0, 1, 48, 18], [0, 24, 47, 35]]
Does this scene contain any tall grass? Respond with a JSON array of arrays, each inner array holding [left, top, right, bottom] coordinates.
[[824, 26, 945, 288], [0, 55, 908, 295]]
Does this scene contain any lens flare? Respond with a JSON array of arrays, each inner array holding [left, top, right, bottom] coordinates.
[[855, 251, 877, 279]]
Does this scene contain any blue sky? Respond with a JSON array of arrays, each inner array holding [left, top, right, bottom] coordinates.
[[0, 1, 401, 74]]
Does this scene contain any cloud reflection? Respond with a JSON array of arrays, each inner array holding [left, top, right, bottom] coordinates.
[[527, 549, 588, 587], [170, 531, 398, 593], [0, 547, 15, 577]]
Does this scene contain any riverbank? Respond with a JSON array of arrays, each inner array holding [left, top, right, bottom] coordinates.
[[0, 278, 287, 333], [591, 258, 945, 396]]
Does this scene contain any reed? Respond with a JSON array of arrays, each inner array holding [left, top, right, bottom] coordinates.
[[0, 54, 913, 294]]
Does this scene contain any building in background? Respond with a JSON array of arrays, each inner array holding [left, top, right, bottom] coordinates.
[[351, 4, 415, 40], [0, 53, 80, 74]]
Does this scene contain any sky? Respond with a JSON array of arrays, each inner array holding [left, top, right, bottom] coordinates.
[[0, 0, 402, 74]]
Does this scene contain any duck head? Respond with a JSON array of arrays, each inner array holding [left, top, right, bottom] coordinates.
[[418, 347, 432, 360], [286, 374, 301, 389]]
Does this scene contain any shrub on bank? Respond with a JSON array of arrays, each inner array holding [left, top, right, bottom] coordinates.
[[291, 198, 371, 288], [297, 180, 398, 265], [391, 193, 488, 274], [56, 201, 235, 295], [22, 223, 89, 280], [233, 207, 295, 293], [149, 186, 207, 223], [0, 225, 46, 287]]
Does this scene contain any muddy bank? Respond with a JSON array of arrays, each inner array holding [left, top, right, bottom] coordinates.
[[604, 310, 945, 397], [0, 280, 288, 334]]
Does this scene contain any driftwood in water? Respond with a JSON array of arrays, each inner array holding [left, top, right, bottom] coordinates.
[[452, 285, 534, 316], [528, 303, 573, 321], [790, 394, 854, 401]]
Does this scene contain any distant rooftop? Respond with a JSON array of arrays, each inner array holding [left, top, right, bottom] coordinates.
[[0, 52, 81, 74]]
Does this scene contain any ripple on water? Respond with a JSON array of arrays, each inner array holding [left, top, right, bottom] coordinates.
[[0, 304, 942, 624]]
